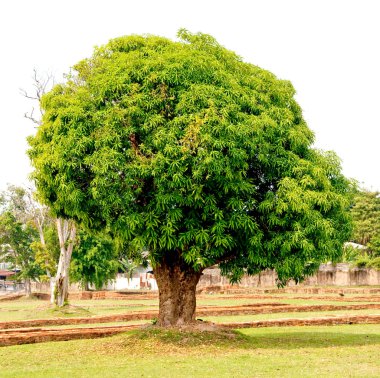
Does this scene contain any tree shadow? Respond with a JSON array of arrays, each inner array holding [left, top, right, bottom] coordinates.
[[126, 324, 380, 351]]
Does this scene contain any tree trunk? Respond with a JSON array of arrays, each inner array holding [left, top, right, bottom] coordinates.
[[50, 277, 55, 305], [53, 219, 76, 307], [35, 217, 56, 304], [154, 251, 202, 326], [24, 278, 32, 297]]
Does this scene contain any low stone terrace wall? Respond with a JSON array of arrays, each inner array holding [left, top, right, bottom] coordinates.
[[198, 263, 380, 288]]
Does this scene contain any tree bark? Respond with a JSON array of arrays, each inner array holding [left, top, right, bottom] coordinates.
[[53, 219, 76, 307], [154, 251, 202, 326], [34, 212, 55, 304], [24, 278, 32, 297], [50, 277, 55, 304]]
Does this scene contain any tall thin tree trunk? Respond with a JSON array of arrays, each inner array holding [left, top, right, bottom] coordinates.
[[53, 218, 76, 307], [154, 250, 202, 326], [35, 217, 55, 303], [24, 278, 32, 297], [50, 277, 55, 304]]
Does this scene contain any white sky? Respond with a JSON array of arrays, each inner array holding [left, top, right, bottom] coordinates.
[[1, 0, 379, 192]]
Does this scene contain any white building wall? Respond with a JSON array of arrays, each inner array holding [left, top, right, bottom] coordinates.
[[103, 275, 158, 290]]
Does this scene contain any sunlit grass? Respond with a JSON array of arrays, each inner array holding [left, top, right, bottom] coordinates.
[[42, 320, 149, 329], [0, 295, 378, 323], [0, 298, 158, 322], [0, 324, 379, 377]]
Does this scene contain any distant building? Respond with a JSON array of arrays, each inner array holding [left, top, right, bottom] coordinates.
[[344, 242, 367, 250], [0, 270, 15, 280], [103, 265, 158, 291], [0, 262, 12, 270]]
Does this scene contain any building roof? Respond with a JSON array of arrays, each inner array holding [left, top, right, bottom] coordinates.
[[0, 270, 15, 277]]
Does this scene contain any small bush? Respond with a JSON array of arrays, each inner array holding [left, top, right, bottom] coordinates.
[[353, 256, 371, 268], [342, 245, 361, 263], [366, 257, 380, 270]]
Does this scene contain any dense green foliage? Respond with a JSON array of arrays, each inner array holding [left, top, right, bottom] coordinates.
[[31, 223, 60, 279], [70, 229, 119, 289], [0, 186, 46, 284], [28, 30, 352, 285], [0, 211, 43, 282], [350, 190, 380, 255], [343, 190, 380, 269]]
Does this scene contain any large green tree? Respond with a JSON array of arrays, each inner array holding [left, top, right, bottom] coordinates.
[[28, 30, 352, 325]]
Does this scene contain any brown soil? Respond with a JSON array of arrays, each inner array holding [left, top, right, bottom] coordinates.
[[222, 314, 380, 328], [0, 324, 141, 347], [197, 302, 380, 316], [0, 294, 24, 301], [143, 319, 231, 333]]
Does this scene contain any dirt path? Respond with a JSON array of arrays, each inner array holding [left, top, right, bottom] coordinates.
[[0, 294, 23, 301], [0, 324, 142, 347], [222, 314, 380, 328]]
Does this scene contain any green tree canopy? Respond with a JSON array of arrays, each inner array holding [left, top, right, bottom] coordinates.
[[0, 212, 43, 294], [28, 30, 352, 325], [70, 229, 119, 290], [0, 186, 48, 295], [350, 190, 380, 256]]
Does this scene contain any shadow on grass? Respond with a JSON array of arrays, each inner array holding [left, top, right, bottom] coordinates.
[[125, 325, 380, 351], [48, 304, 92, 318]]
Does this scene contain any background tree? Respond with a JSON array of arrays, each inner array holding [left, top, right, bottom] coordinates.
[[31, 221, 60, 280], [1, 185, 67, 302], [344, 190, 380, 269], [54, 218, 76, 306], [70, 228, 119, 290], [22, 72, 78, 307], [350, 190, 380, 251], [20, 68, 54, 126], [0, 212, 43, 295], [0, 185, 49, 295], [368, 235, 380, 257], [28, 30, 353, 326], [119, 257, 139, 286]]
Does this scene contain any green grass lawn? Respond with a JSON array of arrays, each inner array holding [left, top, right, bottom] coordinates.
[[0, 298, 158, 322], [42, 320, 149, 329], [0, 324, 379, 377], [0, 296, 378, 322]]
